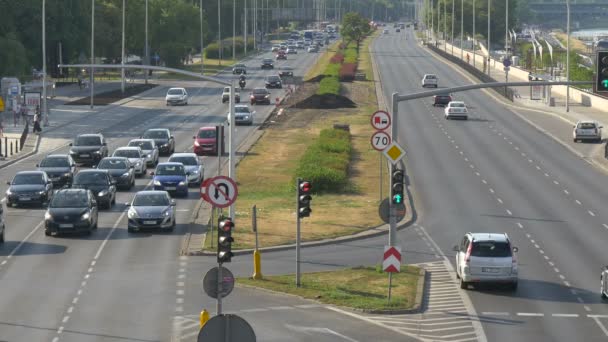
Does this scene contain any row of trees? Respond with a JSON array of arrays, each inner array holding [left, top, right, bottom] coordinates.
[[423, 0, 527, 47]]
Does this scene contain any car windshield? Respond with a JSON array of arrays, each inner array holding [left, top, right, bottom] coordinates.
[[40, 157, 70, 168], [167, 89, 184, 95], [235, 106, 250, 113], [198, 129, 215, 139], [50, 192, 88, 208], [170, 156, 197, 166], [74, 172, 108, 185], [143, 130, 169, 139], [74, 136, 101, 146], [114, 150, 140, 158], [426, 75, 437, 79], [263, 59, 272, 63], [267, 76, 280, 82], [156, 165, 185, 176], [471, 241, 512, 258], [12, 174, 44, 185], [129, 141, 153, 150], [234, 64, 245, 68], [98, 159, 127, 170], [133, 193, 170, 207], [579, 123, 596, 129], [253, 89, 267, 95], [451, 103, 465, 107]]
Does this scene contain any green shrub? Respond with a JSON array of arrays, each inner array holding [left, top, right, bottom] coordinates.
[[205, 37, 254, 59], [295, 128, 352, 193], [317, 76, 341, 95], [344, 47, 358, 64], [324, 63, 341, 77]]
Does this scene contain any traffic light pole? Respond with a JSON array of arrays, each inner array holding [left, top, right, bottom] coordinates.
[[217, 262, 223, 315], [389, 93, 399, 248], [296, 177, 302, 288]]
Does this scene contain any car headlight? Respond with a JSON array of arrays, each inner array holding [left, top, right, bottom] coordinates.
[[63, 173, 71, 177], [194, 140, 200, 147], [190, 169, 199, 174], [147, 154, 151, 158], [6, 189, 12, 196], [154, 180, 162, 186], [93, 151, 102, 154], [244, 115, 250, 120], [38, 190, 46, 195], [128, 208, 139, 219], [265, 95, 270, 98], [122, 172, 130, 178], [44, 211, 52, 220], [81, 212, 91, 220], [178, 181, 186, 186], [162, 208, 172, 217], [135, 161, 141, 166], [98, 190, 108, 197]]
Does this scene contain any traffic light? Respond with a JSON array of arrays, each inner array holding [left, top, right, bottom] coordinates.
[[391, 168, 404, 204], [297, 180, 312, 218], [217, 216, 234, 263], [597, 50, 608, 93]]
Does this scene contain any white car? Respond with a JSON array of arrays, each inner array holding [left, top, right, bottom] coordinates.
[[113, 147, 146, 176], [444, 101, 468, 120], [227, 104, 255, 126], [422, 74, 438, 88], [454, 233, 518, 291], [573, 120, 603, 143], [168, 153, 204, 186], [307, 46, 318, 53], [383, 29, 389, 34], [165, 87, 188, 106], [128, 139, 159, 167]]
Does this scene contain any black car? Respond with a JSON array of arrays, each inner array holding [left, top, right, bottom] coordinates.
[[69, 134, 108, 165], [433, 94, 453, 107], [232, 64, 247, 74], [36, 154, 76, 187], [0, 204, 5, 243], [265, 75, 283, 89], [5, 171, 53, 207], [250, 88, 271, 105], [96, 157, 135, 190], [71, 169, 117, 209], [142, 128, 175, 156], [44, 189, 98, 236], [261, 58, 274, 69], [278, 67, 294, 78]]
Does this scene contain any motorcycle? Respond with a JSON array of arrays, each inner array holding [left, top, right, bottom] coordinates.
[[239, 80, 246, 89]]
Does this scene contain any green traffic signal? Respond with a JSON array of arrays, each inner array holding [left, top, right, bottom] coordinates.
[[393, 194, 403, 204], [602, 79, 608, 89]]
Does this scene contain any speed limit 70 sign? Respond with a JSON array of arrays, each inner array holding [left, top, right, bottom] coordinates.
[[371, 131, 391, 151]]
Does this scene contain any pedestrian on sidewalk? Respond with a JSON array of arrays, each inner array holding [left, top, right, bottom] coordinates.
[[33, 106, 42, 134], [466, 53, 470, 64], [78, 75, 83, 89]]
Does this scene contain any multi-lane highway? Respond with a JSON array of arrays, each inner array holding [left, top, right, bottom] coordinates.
[[0, 47, 324, 342]]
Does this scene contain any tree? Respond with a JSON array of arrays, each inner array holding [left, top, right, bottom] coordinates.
[[341, 12, 370, 48]]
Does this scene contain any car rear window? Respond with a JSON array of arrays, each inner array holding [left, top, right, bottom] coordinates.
[[578, 123, 596, 129], [471, 241, 512, 258], [426, 75, 436, 79]]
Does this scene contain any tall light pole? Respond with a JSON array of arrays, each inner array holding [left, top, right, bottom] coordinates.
[[233, 0, 236, 60], [218, 0, 222, 66], [42, 0, 48, 125], [121, 0, 125, 94], [444, 0, 447, 52], [487, 0, 491, 76], [244, 0, 248, 54], [473, 0, 476, 68], [90, 0, 95, 109], [505, 0, 509, 55], [145, 0, 149, 83], [566, 0, 570, 112], [460, 0, 463, 60], [200, 0, 204, 74], [451, 0, 454, 55]]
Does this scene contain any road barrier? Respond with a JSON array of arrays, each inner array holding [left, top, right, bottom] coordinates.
[[0, 136, 22, 158]]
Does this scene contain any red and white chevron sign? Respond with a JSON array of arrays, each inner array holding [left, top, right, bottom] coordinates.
[[383, 246, 402, 273]]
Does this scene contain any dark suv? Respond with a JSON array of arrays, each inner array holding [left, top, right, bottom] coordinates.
[[37, 154, 76, 187], [433, 94, 453, 107], [69, 134, 108, 165], [44, 189, 98, 236], [71, 169, 117, 209], [265, 75, 283, 89], [250, 88, 271, 105], [142, 128, 175, 156], [261, 58, 274, 69]]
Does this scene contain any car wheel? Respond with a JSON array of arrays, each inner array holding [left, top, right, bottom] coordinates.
[[44, 230, 52, 236], [128, 227, 135, 233], [573, 138, 578, 142], [459, 278, 468, 289], [602, 282, 607, 299], [112, 196, 116, 205], [0, 229, 4, 243], [510, 282, 518, 291]]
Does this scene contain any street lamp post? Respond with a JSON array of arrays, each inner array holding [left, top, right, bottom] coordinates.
[[90, 0, 95, 109], [473, 0, 476, 68], [233, 0, 236, 60], [218, 0, 222, 66], [145, 0, 149, 83], [200, 0, 204, 75], [487, 0, 491, 76], [566, 0, 570, 112], [451, 0, 454, 55], [460, 0, 463, 60], [121, 0, 125, 94], [42, 0, 48, 126], [444, 0, 447, 52], [244, 0, 248, 54]]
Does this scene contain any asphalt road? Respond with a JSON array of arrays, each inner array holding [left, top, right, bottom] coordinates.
[[371, 28, 608, 341], [0, 45, 327, 342]]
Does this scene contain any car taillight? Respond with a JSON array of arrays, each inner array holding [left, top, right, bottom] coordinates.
[[464, 243, 472, 263]]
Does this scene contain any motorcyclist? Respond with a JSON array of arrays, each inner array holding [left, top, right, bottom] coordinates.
[[239, 75, 246, 89]]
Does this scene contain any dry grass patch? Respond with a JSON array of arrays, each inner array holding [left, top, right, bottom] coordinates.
[[304, 41, 342, 81], [553, 32, 587, 52], [239, 266, 421, 310]]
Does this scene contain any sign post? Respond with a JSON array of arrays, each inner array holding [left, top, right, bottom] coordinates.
[[371, 110, 392, 203], [383, 246, 402, 302]]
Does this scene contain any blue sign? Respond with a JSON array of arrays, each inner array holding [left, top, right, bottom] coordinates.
[[503, 58, 512, 67], [153, 54, 160, 61], [10, 86, 19, 95]]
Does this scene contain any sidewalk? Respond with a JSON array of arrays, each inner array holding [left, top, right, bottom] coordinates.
[[430, 40, 608, 171]]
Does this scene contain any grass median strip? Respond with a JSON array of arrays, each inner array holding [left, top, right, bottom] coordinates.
[[238, 266, 421, 311]]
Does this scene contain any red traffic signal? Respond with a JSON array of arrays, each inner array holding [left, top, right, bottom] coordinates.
[[219, 218, 234, 232], [300, 181, 312, 193]]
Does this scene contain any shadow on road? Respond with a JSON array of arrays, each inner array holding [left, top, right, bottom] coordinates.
[[472, 278, 600, 304], [0, 241, 67, 256]]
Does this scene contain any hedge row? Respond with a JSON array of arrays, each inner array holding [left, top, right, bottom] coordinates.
[[317, 76, 341, 95], [330, 53, 345, 64], [295, 128, 352, 193], [205, 37, 254, 59], [339, 63, 357, 81]]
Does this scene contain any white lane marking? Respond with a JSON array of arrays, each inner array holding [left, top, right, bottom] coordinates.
[[517, 313, 544, 317], [603, 224, 608, 229], [93, 211, 128, 260], [57, 326, 64, 334], [564, 189, 569, 195], [482, 179, 487, 184], [515, 147, 519, 150], [469, 164, 474, 169], [506, 210, 512, 216], [475, 172, 480, 176], [552, 314, 579, 318], [544, 255, 550, 260], [508, 141, 513, 144], [62, 316, 69, 323], [530, 239, 536, 244], [591, 317, 608, 338], [576, 200, 582, 205], [177, 289, 185, 296], [517, 222, 523, 228], [496, 198, 503, 204], [3, 221, 44, 261], [464, 157, 469, 162], [534, 244, 540, 249], [481, 312, 510, 316], [577, 297, 584, 303], [585, 306, 592, 312], [548, 261, 555, 266], [539, 250, 545, 254], [528, 159, 533, 163], [72, 297, 78, 304], [563, 281, 571, 287], [177, 281, 185, 287], [67, 306, 74, 314], [52, 338, 59, 342], [588, 315, 608, 318], [554, 268, 560, 273], [176, 298, 184, 304], [489, 188, 495, 194], [589, 210, 596, 217], [268, 306, 294, 310], [536, 166, 541, 170], [521, 152, 526, 157], [284, 324, 360, 342], [544, 173, 550, 177], [553, 180, 559, 185]]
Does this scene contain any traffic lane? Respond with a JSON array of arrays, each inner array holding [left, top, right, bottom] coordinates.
[[381, 37, 608, 338]]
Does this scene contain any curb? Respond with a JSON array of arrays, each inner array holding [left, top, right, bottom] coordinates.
[[234, 267, 426, 315], [0, 133, 41, 170]]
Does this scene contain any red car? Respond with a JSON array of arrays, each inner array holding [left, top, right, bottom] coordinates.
[[193, 126, 225, 156], [276, 51, 287, 60]]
